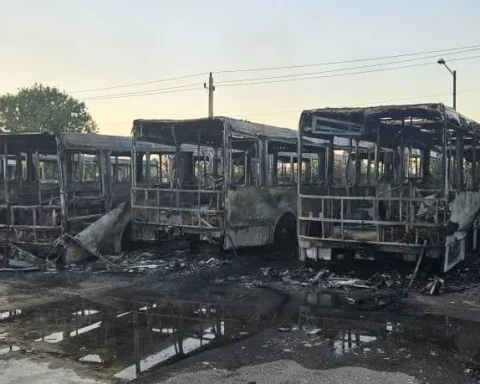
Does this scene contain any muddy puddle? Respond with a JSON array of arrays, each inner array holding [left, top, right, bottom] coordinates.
[[1, 287, 480, 382], [297, 290, 480, 370], [0, 291, 280, 382]]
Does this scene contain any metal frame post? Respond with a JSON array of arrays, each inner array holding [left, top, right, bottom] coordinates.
[[297, 127, 303, 258], [3, 142, 9, 266], [443, 107, 449, 197]]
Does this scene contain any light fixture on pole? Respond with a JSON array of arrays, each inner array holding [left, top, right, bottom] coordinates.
[[437, 58, 457, 110]]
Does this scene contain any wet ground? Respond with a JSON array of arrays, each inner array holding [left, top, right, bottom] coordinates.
[[1, 245, 480, 383]]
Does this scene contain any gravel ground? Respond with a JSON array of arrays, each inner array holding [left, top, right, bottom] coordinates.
[[0, 357, 107, 384], [159, 360, 419, 384]]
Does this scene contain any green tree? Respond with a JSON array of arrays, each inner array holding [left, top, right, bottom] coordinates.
[[0, 83, 98, 133]]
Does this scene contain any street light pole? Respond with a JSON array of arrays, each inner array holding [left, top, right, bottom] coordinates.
[[452, 69, 457, 110], [437, 58, 457, 110]]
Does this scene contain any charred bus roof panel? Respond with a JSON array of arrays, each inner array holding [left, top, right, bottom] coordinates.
[[58, 132, 170, 154], [299, 103, 480, 147], [133, 116, 326, 153], [0, 133, 58, 153], [0, 132, 174, 154]]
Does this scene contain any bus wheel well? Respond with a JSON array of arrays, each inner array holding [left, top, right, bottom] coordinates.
[[273, 212, 297, 246], [120, 221, 134, 252]]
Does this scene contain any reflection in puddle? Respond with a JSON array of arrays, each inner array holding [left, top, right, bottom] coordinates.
[[74, 310, 99, 316], [115, 323, 224, 380], [299, 310, 386, 357], [333, 334, 377, 356], [297, 290, 480, 366], [152, 328, 175, 334], [0, 296, 270, 381], [0, 345, 20, 355], [36, 321, 103, 344], [3, 288, 480, 380], [299, 291, 401, 356], [0, 310, 22, 320]]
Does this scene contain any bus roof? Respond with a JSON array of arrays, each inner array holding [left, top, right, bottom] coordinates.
[[299, 103, 480, 147], [0, 132, 174, 154], [133, 116, 326, 153]]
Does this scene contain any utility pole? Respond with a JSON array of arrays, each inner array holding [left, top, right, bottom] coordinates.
[[452, 69, 457, 110], [204, 72, 215, 118]]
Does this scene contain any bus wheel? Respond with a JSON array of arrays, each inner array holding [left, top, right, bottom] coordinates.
[[274, 213, 297, 248]]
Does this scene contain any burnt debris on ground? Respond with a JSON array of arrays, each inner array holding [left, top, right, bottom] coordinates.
[[63, 242, 232, 280], [251, 257, 480, 307], [7, 236, 480, 302]]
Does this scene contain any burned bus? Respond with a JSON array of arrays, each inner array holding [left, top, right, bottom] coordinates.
[[297, 103, 480, 272], [0, 132, 173, 257], [131, 117, 325, 250]]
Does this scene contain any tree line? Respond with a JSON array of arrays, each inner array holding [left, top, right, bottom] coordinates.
[[0, 83, 98, 134]]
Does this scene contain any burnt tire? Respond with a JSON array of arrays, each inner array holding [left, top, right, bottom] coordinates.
[[273, 213, 297, 248]]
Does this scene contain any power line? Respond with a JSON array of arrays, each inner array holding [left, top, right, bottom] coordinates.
[[216, 48, 480, 85], [243, 87, 480, 118], [365, 88, 480, 105], [80, 83, 202, 101], [100, 87, 480, 126], [218, 55, 480, 88], [82, 52, 480, 101], [220, 62, 435, 87], [79, 46, 480, 105], [376, 86, 480, 106], [216, 43, 480, 74], [83, 55, 480, 102], [81, 86, 202, 102], [71, 43, 480, 95], [71, 72, 207, 94], [82, 83, 201, 100]]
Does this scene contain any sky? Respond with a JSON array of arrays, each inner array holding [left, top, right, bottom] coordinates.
[[0, 0, 479, 135]]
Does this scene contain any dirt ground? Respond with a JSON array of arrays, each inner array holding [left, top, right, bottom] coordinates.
[[1, 244, 480, 384]]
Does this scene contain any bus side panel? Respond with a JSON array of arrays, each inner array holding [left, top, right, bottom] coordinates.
[[225, 186, 297, 249]]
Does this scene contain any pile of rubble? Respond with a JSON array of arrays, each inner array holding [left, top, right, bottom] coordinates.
[[65, 243, 231, 275], [260, 266, 409, 292], [260, 263, 480, 298], [117, 253, 229, 274], [437, 266, 480, 296]]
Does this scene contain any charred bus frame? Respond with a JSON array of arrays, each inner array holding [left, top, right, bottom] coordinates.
[[131, 117, 325, 249], [0, 132, 173, 257], [297, 103, 480, 272]]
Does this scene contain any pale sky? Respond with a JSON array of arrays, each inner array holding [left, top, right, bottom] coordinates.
[[1, 0, 479, 135]]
